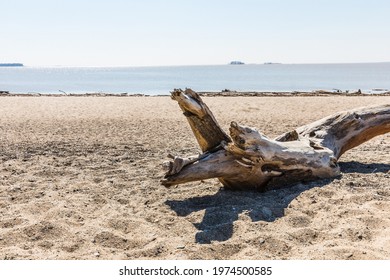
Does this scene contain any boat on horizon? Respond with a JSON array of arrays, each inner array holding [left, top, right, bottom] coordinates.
[[230, 61, 245, 65]]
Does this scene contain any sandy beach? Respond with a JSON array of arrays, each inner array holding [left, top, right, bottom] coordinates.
[[0, 95, 389, 260]]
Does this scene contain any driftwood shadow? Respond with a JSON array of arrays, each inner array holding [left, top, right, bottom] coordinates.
[[166, 179, 332, 244], [166, 161, 390, 244], [339, 161, 390, 174]]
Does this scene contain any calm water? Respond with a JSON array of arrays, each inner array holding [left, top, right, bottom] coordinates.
[[1, 63, 390, 95]]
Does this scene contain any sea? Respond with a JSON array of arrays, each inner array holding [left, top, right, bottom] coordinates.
[[1, 63, 390, 95]]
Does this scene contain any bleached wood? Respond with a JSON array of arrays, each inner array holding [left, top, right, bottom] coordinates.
[[171, 89, 230, 152], [162, 89, 390, 191]]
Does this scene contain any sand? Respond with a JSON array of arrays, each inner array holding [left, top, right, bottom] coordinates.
[[0, 95, 389, 260]]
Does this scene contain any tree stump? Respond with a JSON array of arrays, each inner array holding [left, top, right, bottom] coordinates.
[[162, 89, 390, 191]]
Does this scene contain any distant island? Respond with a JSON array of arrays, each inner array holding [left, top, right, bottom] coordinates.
[[230, 61, 245, 65], [264, 62, 282, 65], [0, 63, 24, 67]]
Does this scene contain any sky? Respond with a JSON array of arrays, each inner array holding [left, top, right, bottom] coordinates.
[[1, 0, 390, 67]]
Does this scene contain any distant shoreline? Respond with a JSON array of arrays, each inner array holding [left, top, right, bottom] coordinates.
[[0, 63, 23, 67], [2, 62, 390, 68], [1, 90, 390, 97]]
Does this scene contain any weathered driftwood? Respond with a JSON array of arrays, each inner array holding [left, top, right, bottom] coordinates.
[[162, 89, 390, 191]]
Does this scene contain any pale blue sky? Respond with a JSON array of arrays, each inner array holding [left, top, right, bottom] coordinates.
[[1, 0, 390, 66]]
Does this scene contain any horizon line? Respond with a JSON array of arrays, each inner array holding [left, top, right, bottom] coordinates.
[[15, 61, 390, 68]]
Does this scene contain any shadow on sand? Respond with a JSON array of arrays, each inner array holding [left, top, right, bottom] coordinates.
[[339, 161, 390, 174], [166, 179, 332, 244], [166, 161, 390, 244]]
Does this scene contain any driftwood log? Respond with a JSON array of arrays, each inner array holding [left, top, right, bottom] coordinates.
[[161, 89, 390, 191]]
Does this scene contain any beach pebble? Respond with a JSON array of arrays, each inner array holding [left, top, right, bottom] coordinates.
[[94, 252, 100, 257], [10, 186, 22, 192], [259, 238, 265, 245], [177, 245, 185, 249]]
